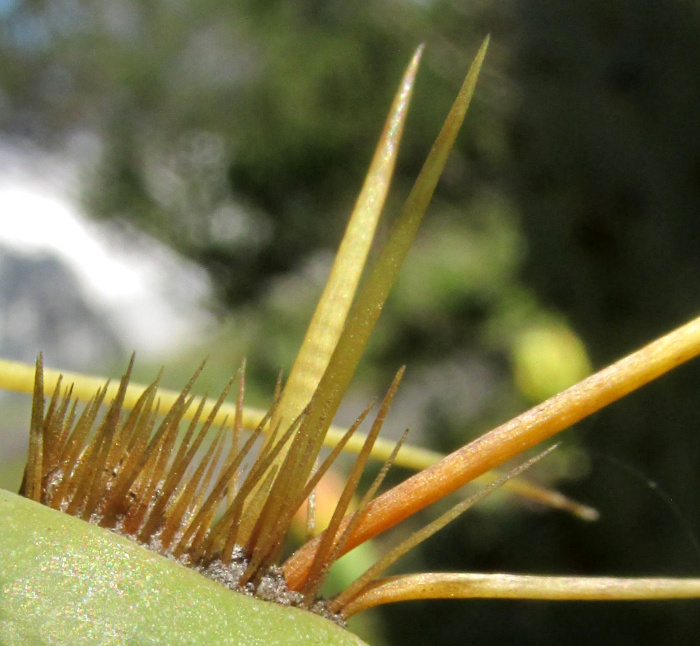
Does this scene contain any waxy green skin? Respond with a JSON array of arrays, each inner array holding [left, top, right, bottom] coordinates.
[[0, 490, 366, 646]]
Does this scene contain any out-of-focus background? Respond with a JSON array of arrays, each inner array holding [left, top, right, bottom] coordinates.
[[1, 1, 700, 644]]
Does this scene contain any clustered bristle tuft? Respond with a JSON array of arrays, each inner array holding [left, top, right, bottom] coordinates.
[[12, 35, 700, 628], [16, 41, 502, 622], [20, 354, 413, 623]]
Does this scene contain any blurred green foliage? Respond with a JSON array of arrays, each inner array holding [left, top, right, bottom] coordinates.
[[2, 0, 700, 645]]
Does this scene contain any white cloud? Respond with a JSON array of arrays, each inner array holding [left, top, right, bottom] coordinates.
[[0, 145, 214, 359]]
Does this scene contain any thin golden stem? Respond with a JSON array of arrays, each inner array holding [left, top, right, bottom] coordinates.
[[342, 573, 700, 616], [0, 355, 593, 518], [284, 313, 700, 589], [330, 445, 558, 614]]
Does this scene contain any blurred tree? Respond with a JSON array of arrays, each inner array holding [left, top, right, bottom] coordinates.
[[0, 0, 494, 303]]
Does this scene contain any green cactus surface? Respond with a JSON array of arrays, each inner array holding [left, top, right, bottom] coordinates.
[[0, 489, 366, 646]]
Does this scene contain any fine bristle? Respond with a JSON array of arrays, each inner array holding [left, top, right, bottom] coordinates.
[[330, 444, 560, 616], [22, 354, 45, 502], [25, 356, 409, 622], [14, 33, 700, 631], [25, 354, 577, 623], [298, 368, 405, 599]]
